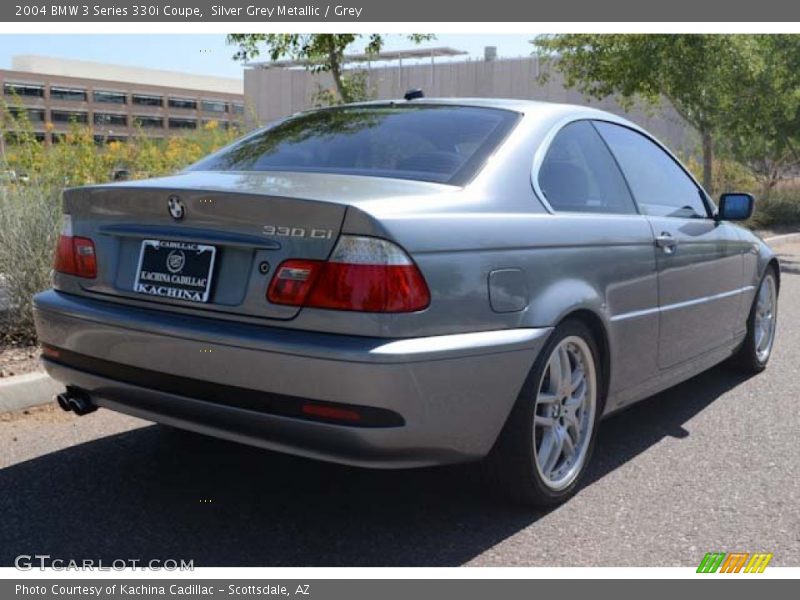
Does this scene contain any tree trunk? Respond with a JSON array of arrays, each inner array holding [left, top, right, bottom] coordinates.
[[701, 128, 714, 195], [330, 64, 346, 103], [328, 47, 347, 103]]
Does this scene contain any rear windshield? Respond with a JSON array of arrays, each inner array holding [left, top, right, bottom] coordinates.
[[190, 105, 520, 185]]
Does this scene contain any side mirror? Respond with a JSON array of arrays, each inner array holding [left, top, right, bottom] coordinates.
[[716, 192, 755, 221]]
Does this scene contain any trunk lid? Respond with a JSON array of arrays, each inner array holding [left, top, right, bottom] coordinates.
[[62, 170, 451, 320]]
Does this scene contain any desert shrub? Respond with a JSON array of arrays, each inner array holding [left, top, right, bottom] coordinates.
[[0, 186, 62, 343], [749, 189, 800, 229], [680, 153, 759, 196], [0, 107, 247, 342], [679, 152, 800, 229]]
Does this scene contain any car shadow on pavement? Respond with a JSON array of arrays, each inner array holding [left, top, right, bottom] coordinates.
[[0, 364, 752, 567]]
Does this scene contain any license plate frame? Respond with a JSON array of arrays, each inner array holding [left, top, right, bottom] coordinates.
[[134, 239, 217, 303]]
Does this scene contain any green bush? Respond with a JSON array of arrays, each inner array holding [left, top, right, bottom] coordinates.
[[0, 186, 61, 343], [0, 107, 247, 343], [750, 190, 800, 229]]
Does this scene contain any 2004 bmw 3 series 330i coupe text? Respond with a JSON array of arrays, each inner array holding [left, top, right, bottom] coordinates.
[[34, 98, 779, 506]]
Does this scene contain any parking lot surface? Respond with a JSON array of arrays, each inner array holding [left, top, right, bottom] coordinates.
[[1, 244, 798, 567]]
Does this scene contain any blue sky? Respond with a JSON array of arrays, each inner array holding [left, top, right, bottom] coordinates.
[[0, 34, 536, 79]]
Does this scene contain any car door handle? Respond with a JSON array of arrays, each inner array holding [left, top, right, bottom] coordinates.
[[655, 232, 678, 253]]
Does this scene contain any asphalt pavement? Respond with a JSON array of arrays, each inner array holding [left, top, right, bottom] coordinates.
[[1, 244, 799, 567]]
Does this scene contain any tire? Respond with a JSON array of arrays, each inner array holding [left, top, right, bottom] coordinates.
[[733, 266, 779, 374], [486, 319, 604, 507]]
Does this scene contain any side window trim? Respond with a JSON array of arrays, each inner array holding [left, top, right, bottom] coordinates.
[[531, 117, 640, 216], [532, 117, 583, 214], [592, 119, 715, 219], [588, 120, 642, 216]]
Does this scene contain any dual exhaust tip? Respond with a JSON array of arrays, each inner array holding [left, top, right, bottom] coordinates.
[[56, 387, 97, 416]]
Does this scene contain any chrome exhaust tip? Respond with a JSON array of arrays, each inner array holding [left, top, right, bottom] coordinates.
[[56, 387, 97, 416]]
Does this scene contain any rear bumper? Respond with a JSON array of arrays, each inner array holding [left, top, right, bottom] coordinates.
[[33, 290, 550, 468]]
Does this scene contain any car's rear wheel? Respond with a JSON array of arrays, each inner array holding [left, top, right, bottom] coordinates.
[[733, 266, 778, 373], [488, 319, 603, 506]]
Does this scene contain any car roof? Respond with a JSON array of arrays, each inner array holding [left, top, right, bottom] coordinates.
[[337, 97, 619, 119]]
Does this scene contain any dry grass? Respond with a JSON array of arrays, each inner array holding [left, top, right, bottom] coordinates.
[[0, 186, 61, 343]]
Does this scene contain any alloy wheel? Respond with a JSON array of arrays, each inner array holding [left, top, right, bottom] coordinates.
[[754, 274, 777, 363], [533, 336, 597, 491]]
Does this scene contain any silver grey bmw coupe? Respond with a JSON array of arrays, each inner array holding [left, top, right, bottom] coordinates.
[[33, 98, 779, 506]]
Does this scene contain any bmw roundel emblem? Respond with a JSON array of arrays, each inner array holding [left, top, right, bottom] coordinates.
[[167, 195, 185, 221]]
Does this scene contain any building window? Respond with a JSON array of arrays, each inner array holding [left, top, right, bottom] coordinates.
[[7, 107, 46, 122], [50, 86, 88, 102], [94, 112, 128, 127], [132, 93, 163, 107], [168, 97, 198, 110], [201, 100, 227, 113], [168, 117, 197, 130], [2, 130, 46, 144], [231, 103, 245, 115], [94, 90, 127, 104], [201, 118, 229, 129], [94, 134, 128, 144], [51, 110, 88, 124], [3, 82, 44, 98], [133, 115, 164, 128]]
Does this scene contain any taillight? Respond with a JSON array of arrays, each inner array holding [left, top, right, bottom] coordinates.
[[267, 236, 430, 313], [267, 259, 323, 307], [54, 215, 97, 279]]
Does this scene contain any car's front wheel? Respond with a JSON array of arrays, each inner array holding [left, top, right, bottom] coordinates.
[[733, 266, 779, 373], [488, 319, 603, 507]]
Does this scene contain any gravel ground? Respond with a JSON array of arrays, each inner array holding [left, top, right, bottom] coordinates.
[[0, 244, 798, 567], [0, 344, 41, 378]]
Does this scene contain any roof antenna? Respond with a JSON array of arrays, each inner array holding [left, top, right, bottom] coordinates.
[[404, 88, 424, 101]]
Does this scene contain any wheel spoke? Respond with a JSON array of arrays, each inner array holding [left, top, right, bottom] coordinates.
[[562, 428, 576, 456], [537, 429, 557, 472], [563, 411, 580, 433], [565, 388, 585, 409], [534, 415, 555, 428], [569, 365, 585, 394], [541, 428, 563, 475], [547, 351, 565, 393], [537, 391, 559, 405], [558, 346, 571, 392]]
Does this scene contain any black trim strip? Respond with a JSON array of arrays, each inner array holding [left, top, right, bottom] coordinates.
[[43, 344, 404, 428]]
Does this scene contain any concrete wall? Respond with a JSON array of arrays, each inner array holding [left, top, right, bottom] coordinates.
[[244, 57, 697, 156]]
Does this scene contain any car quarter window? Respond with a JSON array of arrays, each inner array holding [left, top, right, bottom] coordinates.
[[537, 120, 637, 215], [593, 121, 709, 219]]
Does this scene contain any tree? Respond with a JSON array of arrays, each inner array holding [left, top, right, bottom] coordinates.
[[532, 35, 757, 193], [227, 34, 435, 104], [714, 36, 800, 194]]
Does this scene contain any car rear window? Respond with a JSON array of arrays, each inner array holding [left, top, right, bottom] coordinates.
[[190, 105, 520, 185]]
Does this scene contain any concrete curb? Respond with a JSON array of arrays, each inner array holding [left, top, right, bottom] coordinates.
[[764, 232, 800, 248], [0, 372, 62, 414]]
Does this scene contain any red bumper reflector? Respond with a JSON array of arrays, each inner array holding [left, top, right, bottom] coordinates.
[[41, 346, 60, 358], [301, 403, 362, 422]]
